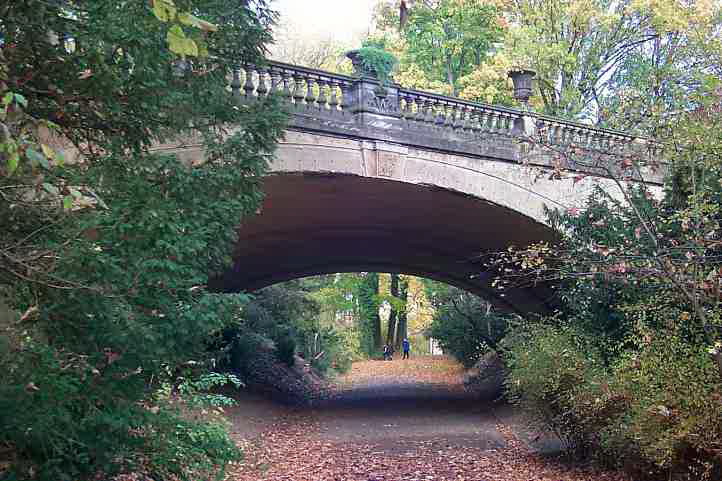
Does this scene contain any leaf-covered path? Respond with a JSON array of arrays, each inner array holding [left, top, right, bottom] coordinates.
[[226, 357, 629, 481]]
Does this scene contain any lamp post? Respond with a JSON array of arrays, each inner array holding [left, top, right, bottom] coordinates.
[[508, 69, 536, 111]]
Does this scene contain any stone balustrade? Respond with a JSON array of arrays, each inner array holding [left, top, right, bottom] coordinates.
[[232, 61, 354, 114], [231, 60, 661, 179], [396, 88, 520, 137]]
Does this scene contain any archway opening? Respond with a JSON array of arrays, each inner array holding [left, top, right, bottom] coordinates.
[[211, 172, 559, 313]]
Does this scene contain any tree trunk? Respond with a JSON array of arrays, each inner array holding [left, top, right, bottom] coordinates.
[[371, 274, 382, 351], [394, 276, 409, 352], [386, 273, 399, 348]]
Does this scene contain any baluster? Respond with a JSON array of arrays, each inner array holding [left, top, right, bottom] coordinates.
[[328, 80, 339, 111], [243, 65, 256, 97], [587, 133, 598, 151], [268, 66, 282, 94], [497, 113, 507, 134], [449, 103, 459, 129], [469, 107, 484, 134], [317, 78, 328, 110], [419, 98, 431, 124], [579, 129, 589, 148], [421, 98, 434, 125], [549, 123, 561, 145], [256, 68, 268, 97], [281, 71, 293, 101], [407, 94, 416, 120], [446, 103, 457, 129], [293, 74, 305, 106], [489, 112, 500, 133], [572, 128, 583, 147], [457, 105, 468, 132], [305, 76, 317, 108], [231, 68, 242, 99], [502, 114, 513, 135], [405, 94, 414, 119], [477, 110, 489, 132], [435, 101, 447, 127], [538, 120, 548, 143], [601, 134, 611, 152], [558, 126, 569, 145], [339, 82, 351, 113]]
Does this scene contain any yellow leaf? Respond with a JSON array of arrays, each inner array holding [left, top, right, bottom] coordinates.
[[40, 143, 55, 161], [167, 25, 189, 56], [152, 0, 177, 23], [178, 12, 218, 32]]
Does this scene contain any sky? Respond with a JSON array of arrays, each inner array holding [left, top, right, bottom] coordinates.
[[272, 0, 379, 43]]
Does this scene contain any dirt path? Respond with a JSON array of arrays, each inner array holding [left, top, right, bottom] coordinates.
[[225, 357, 628, 481]]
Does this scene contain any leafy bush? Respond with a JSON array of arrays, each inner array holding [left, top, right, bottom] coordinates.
[[0, 341, 243, 481], [220, 281, 355, 376], [598, 335, 722, 479], [502, 321, 609, 453], [427, 285, 510, 367], [274, 334, 297, 367], [504, 320, 722, 479], [0, 1, 285, 478]]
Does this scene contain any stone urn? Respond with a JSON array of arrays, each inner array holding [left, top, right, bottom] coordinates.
[[345, 49, 379, 79]]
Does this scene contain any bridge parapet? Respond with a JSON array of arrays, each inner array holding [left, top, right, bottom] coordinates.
[[233, 61, 663, 183]]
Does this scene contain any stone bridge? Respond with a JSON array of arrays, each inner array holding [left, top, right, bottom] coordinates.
[[163, 61, 662, 313]]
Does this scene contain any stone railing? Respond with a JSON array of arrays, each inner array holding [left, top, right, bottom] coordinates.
[[232, 60, 661, 178], [396, 88, 521, 137], [231, 60, 354, 114]]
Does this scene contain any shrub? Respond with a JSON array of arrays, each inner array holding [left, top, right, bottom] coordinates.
[[274, 334, 297, 367], [428, 288, 510, 368], [598, 336, 722, 479], [501, 321, 608, 454]]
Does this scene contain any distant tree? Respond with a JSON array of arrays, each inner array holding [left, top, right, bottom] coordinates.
[[426, 282, 510, 367], [394, 276, 409, 351], [386, 273, 400, 347], [357, 272, 383, 354], [270, 21, 352, 73], [373, 0, 503, 95]]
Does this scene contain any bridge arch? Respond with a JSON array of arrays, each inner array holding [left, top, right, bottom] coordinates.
[[204, 130, 622, 313]]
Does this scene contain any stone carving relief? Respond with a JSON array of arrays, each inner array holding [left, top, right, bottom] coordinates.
[[377, 151, 400, 178]]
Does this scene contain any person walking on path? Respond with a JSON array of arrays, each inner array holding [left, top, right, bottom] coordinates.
[[402, 338, 411, 360]]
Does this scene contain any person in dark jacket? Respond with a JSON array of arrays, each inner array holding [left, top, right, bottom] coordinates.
[[383, 344, 392, 361], [402, 338, 410, 360]]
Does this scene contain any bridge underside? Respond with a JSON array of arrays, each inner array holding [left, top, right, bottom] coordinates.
[[210, 173, 559, 313]]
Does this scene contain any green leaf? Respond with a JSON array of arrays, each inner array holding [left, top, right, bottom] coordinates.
[[13, 94, 28, 108], [42, 182, 59, 196], [7, 152, 19, 174], [63, 195, 74, 210], [54, 150, 66, 167], [2, 93, 14, 106]]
